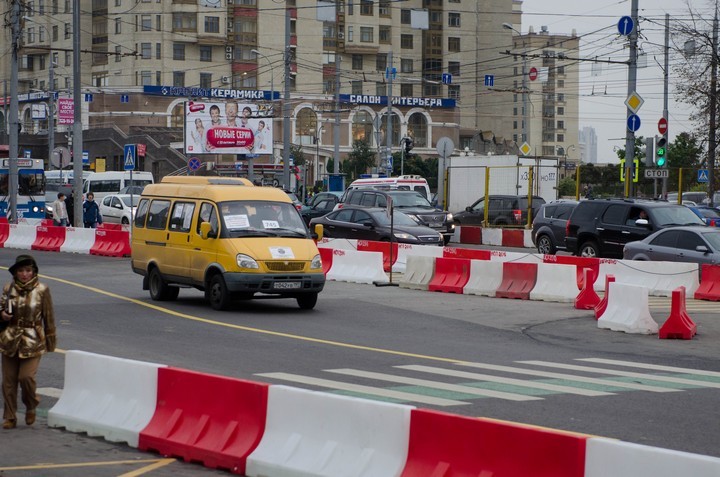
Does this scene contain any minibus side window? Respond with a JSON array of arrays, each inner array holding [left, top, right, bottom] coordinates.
[[147, 199, 171, 229], [134, 199, 149, 228], [197, 202, 218, 237], [169, 201, 196, 233]]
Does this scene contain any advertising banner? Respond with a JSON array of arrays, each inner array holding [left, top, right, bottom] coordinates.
[[184, 101, 274, 155], [58, 98, 74, 125]]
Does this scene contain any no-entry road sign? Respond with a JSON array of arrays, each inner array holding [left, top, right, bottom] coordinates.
[[658, 117, 668, 135]]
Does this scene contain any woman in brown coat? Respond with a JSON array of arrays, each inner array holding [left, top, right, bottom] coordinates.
[[0, 255, 56, 429]]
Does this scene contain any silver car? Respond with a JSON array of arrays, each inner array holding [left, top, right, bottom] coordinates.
[[623, 226, 720, 265], [99, 194, 139, 225]]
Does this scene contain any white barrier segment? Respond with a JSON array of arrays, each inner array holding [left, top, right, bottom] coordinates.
[[464, 260, 504, 296], [316, 238, 359, 251], [529, 263, 579, 303], [523, 229, 534, 248], [598, 282, 658, 334], [48, 350, 165, 448], [391, 243, 444, 274], [326, 249, 388, 284], [482, 228, 502, 246], [585, 437, 720, 477], [60, 227, 97, 254], [449, 226, 461, 243], [489, 250, 544, 263], [246, 385, 413, 477], [3, 224, 38, 250], [399, 255, 436, 290], [595, 260, 622, 291], [18, 218, 43, 226], [610, 260, 700, 297]]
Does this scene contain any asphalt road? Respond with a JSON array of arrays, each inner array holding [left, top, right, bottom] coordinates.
[[1, 248, 719, 476]]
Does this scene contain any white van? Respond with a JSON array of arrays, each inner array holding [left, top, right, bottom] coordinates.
[[346, 175, 431, 199], [83, 171, 154, 199]]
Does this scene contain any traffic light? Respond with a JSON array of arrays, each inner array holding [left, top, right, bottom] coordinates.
[[403, 137, 414, 154], [655, 135, 667, 167], [643, 137, 654, 167]]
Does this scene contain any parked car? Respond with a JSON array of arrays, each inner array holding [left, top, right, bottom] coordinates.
[[309, 206, 444, 246], [119, 184, 148, 195], [531, 200, 579, 254], [99, 194, 140, 224], [623, 226, 720, 265], [666, 191, 708, 205], [283, 190, 303, 211], [565, 198, 707, 258], [300, 191, 343, 225], [337, 189, 455, 245], [453, 195, 546, 226], [687, 206, 720, 226]]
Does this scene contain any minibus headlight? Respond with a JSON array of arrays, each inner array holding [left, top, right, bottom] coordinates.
[[310, 254, 322, 270], [236, 254, 259, 269]]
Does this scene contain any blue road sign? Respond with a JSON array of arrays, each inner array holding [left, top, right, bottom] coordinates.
[[123, 144, 136, 171], [82, 151, 89, 164], [626, 114, 641, 132], [85, 93, 93, 102], [188, 157, 201, 171], [385, 67, 397, 80], [618, 16, 634, 36], [120, 95, 129, 103], [484, 75, 494, 87], [442, 73, 452, 85], [698, 169, 709, 183]]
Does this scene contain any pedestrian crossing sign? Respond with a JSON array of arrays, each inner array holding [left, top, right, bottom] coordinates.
[[698, 169, 709, 183], [123, 144, 136, 171]]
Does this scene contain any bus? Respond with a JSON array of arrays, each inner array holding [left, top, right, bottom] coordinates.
[[0, 158, 46, 220]]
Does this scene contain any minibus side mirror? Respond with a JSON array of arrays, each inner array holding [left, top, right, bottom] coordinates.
[[199, 221, 212, 239]]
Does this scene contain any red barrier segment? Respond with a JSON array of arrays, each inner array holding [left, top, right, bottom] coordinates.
[[99, 222, 124, 231], [659, 286, 698, 340], [356, 239, 398, 272], [400, 409, 587, 477], [594, 274, 616, 320], [544, 255, 600, 290], [138, 367, 268, 475], [0, 222, 8, 247], [574, 268, 601, 310], [695, 264, 720, 301], [40, 219, 54, 226], [495, 262, 538, 300], [428, 257, 471, 294], [459, 226, 482, 245], [443, 247, 491, 261], [32, 225, 67, 252], [502, 229, 525, 248], [318, 247, 333, 275], [89, 229, 132, 257]]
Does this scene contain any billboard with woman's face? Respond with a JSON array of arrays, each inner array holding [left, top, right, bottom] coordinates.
[[184, 101, 274, 155]]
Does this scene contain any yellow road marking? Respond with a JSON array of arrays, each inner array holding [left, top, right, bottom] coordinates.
[[119, 458, 176, 476], [0, 458, 174, 472]]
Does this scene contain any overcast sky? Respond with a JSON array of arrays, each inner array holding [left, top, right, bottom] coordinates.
[[519, 0, 709, 164]]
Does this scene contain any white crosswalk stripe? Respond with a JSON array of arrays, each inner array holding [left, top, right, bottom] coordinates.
[[576, 358, 720, 377]]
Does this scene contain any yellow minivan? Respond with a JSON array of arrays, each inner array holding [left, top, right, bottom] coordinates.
[[131, 176, 325, 310]]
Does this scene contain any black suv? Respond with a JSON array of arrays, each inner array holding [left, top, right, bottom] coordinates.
[[531, 200, 579, 255], [453, 195, 546, 226], [565, 198, 707, 258], [341, 189, 455, 244]]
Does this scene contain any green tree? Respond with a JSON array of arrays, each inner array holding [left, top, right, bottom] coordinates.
[[391, 153, 439, 190], [289, 144, 306, 166], [557, 177, 576, 197], [667, 132, 703, 192], [345, 139, 376, 181]]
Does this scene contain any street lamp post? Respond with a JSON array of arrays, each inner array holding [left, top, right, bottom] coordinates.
[[251, 49, 274, 184], [315, 124, 324, 193], [502, 23, 528, 147]]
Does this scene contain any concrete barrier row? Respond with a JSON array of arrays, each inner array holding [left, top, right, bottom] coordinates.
[[453, 225, 535, 248], [0, 222, 131, 257], [49, 350, 720, 476]]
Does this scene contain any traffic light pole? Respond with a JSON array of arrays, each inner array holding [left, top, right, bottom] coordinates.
[[662, 13, 670, 198], [624, 0, 639, 198]]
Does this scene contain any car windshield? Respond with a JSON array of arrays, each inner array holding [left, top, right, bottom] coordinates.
[[388, 193, 432, 207], [651, 206, 707, 226], [697, 208, 720, 219], [120, 196, 141, 207], [219, 200, 307, 237], [369, 210, 419, 226], [702, 231, 720, 251]]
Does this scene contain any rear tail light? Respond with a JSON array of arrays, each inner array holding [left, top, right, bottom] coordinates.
[[711, 219, 716, 227], [513, 209, 522, 223], [337, 203, 344, 209], [566, 220, 571, 236]]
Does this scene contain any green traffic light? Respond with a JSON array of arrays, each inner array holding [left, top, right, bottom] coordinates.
[[656, 147, 666, 156]]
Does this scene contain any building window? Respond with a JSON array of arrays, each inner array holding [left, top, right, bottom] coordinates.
[[205, 16, 219, 33], [557, 120, 565, 130], [140, 71, 152, 86], [352, 54, 363, 70], [376, 53, 387, 71], [173, 43, 185, 60], [448, 85, 460, 99], [401, 9, 410, 24], [173, 71, 185, 87], [52, 0, 58, 13], [557, 65, 565, 75], [400, 84, 413, 96], [379, 25, 391, 44], [558, 107, 565, 115], [351, 81, 362, 94], [448, 12, 460, 27], [379, 0, 390, 17], [347, 0, 353, 15], [513, 121, 518, 130], [557, 134, 565, 142], [448, 61, 460, 76], [141, 15, 152, 31], [65, 51, 71, 66], [352, 110, 373, 143], [173, 13, 197, 32], [141, 43, 151, 59], [376, 82, 386, 96], [448, 37, 460, 52], [115, 46, 121, 62], [558, 80, 565, 88], [557, 93, 565, 102], [27, 28, 35, 44], [347, 26, 353, 42], [199, 46, 212, 62], [407, 113, 428, 147], [156, 15, 161, 31], [52, 25, 58, 41], [400, 58, 413, 73], [200, 73, 212, 89], [360, 27, 373, 42], [114, 18, 121, 34], [38, 0, 45, 14], [360, 0, 373, 15], [401, 34, 413, 49], [156, 71, 161, 85], [156, 43, 161, 59], [64, 23, 71, 39]]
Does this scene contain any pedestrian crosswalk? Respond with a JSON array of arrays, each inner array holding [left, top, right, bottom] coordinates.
[[255, 358, 720, 407], [648, 296, 719, 313]]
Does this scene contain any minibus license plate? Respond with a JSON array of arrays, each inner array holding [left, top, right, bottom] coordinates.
[[274, 281, 301, 289]]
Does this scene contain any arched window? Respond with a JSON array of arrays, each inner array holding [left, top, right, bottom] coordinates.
[[407, 112, 428, 147], [22, 109, 32, 132], [352, 110, 373, 143], [378, 112, 401, 147], [170, 103, 184, 128], [295, 108, 317, 145]]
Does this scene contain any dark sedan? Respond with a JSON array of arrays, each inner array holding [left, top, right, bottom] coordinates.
[[623, 226, 720, 265], [300, 191, 343, 225], [309, 206, 444, 245]]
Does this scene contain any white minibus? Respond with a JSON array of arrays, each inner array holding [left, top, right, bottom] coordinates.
[[83, 171, 154, 199]]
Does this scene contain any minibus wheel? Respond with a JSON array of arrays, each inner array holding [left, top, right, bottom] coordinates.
[[297, 292, 318, 310], [149, 268, 179, 301], [208, 275, 231, 310]]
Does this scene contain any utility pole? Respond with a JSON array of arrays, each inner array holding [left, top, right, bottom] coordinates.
[[49, 60, 56, 179], [623, 0, 639, 197], [9, 0, 21, 223], [333, 57, 340, 177], [709, 9, 718, 207], [72, 0, 83, 226], [385, 51, 393, 176], [662, 14, 670, 198], [282, 7, 291, 191]]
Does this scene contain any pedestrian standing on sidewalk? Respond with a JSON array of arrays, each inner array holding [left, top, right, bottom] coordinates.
[[51, 193, 69, 226]]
